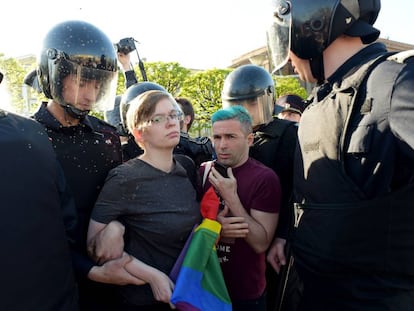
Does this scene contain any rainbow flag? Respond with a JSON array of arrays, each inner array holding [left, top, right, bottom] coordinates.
[[171, 218, 232, 311]]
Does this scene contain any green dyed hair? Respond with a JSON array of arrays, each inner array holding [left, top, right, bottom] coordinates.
[[211, 105, 253, 135]]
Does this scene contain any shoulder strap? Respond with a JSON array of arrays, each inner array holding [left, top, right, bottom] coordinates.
[[174, 154, 198, 191], [336, 52, 394, 92], [202, 161, 213, 188], [387, 49, 414, 64], [361, 50, 408, 117]]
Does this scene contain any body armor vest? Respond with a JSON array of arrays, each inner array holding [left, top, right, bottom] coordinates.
[[293, 51, 414, 280]]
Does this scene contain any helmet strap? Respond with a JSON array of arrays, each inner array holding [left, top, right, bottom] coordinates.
[[60, 102, 89, 120], [310, 55, 325, 85]]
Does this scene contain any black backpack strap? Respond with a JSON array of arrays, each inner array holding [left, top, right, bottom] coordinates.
[[174, 154, 202, 201]]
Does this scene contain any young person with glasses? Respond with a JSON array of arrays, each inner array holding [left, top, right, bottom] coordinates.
[[87, 90, 201, 311]]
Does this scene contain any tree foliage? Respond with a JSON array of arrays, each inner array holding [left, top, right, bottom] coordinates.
[[142, 61, 191, 96], [179, 68, 232, 136], [116, 70, 127, 95], [1, 55, 308, 127], [274, 75, 308, 99], [0, 55, 27, 114], [131, 63, 231, 136]]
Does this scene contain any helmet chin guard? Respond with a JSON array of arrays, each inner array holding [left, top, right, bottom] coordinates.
[[61, 102, 90, 120]]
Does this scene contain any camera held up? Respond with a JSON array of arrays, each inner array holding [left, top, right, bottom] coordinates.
[[114, 37, 147, 81], [114, 37, 136, 54]]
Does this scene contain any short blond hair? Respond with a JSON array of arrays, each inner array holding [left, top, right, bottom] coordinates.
[[126, 90, 180, 133]]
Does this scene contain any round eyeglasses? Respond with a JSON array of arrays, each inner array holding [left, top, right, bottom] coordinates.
[[148, 111, 184, 125]]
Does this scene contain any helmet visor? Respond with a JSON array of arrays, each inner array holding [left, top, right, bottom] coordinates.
[[223, 94, 274, 128], [267, 0, 292, 73], [49, 56, 117, 113]]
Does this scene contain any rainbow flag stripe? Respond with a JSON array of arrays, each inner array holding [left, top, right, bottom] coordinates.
[[171, 218, 232, 311]]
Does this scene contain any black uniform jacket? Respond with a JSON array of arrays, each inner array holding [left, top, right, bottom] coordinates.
[[251, 117, 298, 239], [34, 103, 122, 276], [1, 110, 78, 310]]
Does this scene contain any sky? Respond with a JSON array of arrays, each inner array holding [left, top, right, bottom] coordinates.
[[0, 0, 413, 70]]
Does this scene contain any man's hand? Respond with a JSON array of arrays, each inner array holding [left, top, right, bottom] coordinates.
[[117, 52, 133, 71], [267, 238, 287, 273], [209, 166, 237, 206], [217, 205, 249, 238], [88, 252, 145, 285]]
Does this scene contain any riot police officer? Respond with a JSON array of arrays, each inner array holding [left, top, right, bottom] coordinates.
[[221, 64, 300, 311], [267, 0, 414, 309], [0, 72, 78, 310], [0, 109, 79, 311], [33, 20, 140, 310]]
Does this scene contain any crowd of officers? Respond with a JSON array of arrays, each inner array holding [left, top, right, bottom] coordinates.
[[2, 0, 414, 310]]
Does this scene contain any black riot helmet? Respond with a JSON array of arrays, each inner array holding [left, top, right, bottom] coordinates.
[[119, 82, 166, 135], [222, 64, 275, 127], [37, 20, 118, 119], [267, 0, 381, 76]]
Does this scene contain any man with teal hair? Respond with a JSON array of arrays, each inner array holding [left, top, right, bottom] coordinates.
[[201, 105, 281, 311]]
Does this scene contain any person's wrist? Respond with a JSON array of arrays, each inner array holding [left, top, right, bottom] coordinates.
[[108, 220, 125, 235], [87, 265, 101, 282]]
